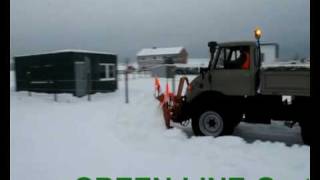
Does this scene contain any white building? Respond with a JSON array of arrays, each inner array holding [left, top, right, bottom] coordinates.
[[260, 43, 279, 64], [137, 46, 188, 70]]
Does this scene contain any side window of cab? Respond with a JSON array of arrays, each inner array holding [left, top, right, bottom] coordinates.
[[223, 46, 250, 70]]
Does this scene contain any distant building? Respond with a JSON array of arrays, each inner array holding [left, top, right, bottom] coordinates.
[[260, 43, 279, 64], [14, 49, 117, 97], [151, 58, 209, 76], [175, 58, 209, 74], [136, 46, 188, 70], [117, 64, 137, 74]]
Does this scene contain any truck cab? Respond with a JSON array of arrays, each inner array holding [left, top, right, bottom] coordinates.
[[186, 41, 260, 103], [178, 41, 310, 144]]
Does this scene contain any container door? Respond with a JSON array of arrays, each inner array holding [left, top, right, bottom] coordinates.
[[74, 61, 88, 97]]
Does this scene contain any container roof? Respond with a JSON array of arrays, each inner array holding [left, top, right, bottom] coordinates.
[[15, 49, 116, 57], [137, 47, 184, 56]]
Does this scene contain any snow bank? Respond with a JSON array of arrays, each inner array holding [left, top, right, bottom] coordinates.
[[261, 61, 310, 70], [10, 71, 15, 91], [10, 74, 309, 180]]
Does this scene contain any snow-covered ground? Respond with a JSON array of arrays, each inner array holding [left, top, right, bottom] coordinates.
[[10, 72, 309, 180], [262, 61, 310, 69]]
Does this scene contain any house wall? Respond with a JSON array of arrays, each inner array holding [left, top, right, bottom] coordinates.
[[137, 56, 164, 70], [175, 48, 188, 64], [137, 48, 188, 70]]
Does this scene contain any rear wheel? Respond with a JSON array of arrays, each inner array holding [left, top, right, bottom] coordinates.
[[292, 97, 310, 146]]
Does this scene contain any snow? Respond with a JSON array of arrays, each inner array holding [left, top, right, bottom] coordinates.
[[10, 72, 309, 180], [176, 58, 209, 68], [137, 47, 184, 56], [118, 65, 128, 71], [261, 61, 310, 69], [10, 71, 15, 91]]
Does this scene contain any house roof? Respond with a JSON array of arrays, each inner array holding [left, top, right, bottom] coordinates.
[[137, 47, 184, 56]]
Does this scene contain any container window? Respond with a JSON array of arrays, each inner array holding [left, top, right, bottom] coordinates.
[[108, 65, 115, 78], [100, 65, 107, 79], [99, 63, 116, 81]]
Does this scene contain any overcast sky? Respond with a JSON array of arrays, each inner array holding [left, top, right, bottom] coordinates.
[[10, 0, 309, 62]]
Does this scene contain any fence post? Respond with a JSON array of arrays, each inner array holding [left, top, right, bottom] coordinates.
[[172, 74, 175, 95], [53, 80, 58, 102], [125, 70, 129, 104], [125, 58, 129, 104], [87, 74, 91, 101], [27, 72, 32, 96]]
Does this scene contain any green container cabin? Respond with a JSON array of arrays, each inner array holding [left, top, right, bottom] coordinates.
[[14, 50, 117, 97]]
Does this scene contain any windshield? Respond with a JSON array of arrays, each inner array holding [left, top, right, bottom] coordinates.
[[210, 46, 251, 70], [216, 48, 229, 69], [209, 47, 229, 69], [208, 47, 219, 69]]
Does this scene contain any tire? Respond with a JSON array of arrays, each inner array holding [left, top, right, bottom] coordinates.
[[292, 97, 310, 145], [192, 108, 234, 136], [300, 121, 310, 145]]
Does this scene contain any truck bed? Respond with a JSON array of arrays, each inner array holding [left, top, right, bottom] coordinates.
[[260, 62, 310, 96]]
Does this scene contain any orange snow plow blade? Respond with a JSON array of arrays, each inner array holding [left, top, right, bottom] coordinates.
[[156, 77, 190, 129]]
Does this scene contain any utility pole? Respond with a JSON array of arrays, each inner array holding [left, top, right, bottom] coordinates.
[[27, 72, 32, 96]]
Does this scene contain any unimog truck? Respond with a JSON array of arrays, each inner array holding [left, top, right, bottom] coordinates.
[[157, 30, 310, 144]]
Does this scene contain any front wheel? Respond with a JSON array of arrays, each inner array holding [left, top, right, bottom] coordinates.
[[192, 109, 234, 136]]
